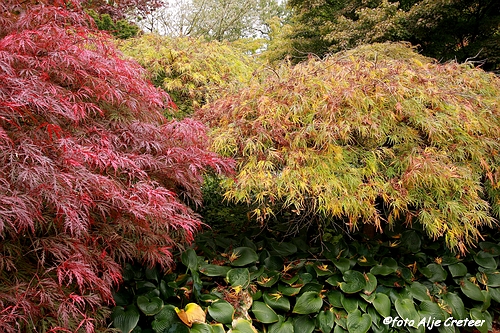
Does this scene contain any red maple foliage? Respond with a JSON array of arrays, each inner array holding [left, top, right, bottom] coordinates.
[[81, 0, 165, 20], [0, 1, 233, 331]]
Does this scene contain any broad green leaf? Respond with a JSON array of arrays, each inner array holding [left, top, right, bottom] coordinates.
[[447, 262, 467, 277], [190, 323, 213, 333], [327, 290, 344, 308], [251, 301, 279, 323], [481, 290, 491, 311], [372, 293, 391, 318], [339, 270, 366, 293], [326, 274, 342, 287], [270, 241, 297, 256], [208, 300, 234, 324], [211, 323, 226, 333], [136, 281, 156, 293], [144, 288, 160, 299], [366, 306, 381, 328], [263, 292, 291, 311], [113, 290, 132, 307], [281, 273, 300, 285], [230, 247, 259, 267], [400, 230, 421, 253], [442, 292, 466, 320], [409, 282, 431, 302], [137, 296, 164, 316], [395, 298, 419, 328], [278, 283, 302, 296], [242, 237, 257, 251], [474, 251, 497, 269], [317, 309, 335, 333], [332, 258, 351, 273], [483, 271, 500, 287], [469, 308, 489, 333], [370, 264, 396, 276], [269, 315, 294, 333], [151, 305, 180, 333], [199, 294, 220, 303], [460, 279, 485, 301], [363, 273, 377, 294], [292, 291, 324, 314], [199, 263, 231, 277], [145, 267, 160, 283], [112, 305, 140, 333], [333, 308, 348, 329], [357, 255, 377, 267], [360, 293, 375, 303], [257, 272, 280, 287], [424, 263, 447, 282], [489, 287, 500, 302], [370, 258, 398, 276], [334, 325, 348, 333], [166, 322, 190, 333], [418, 300, 446, 321], [181, 248, 198, 271], [293, 315, 315, 333], [346, 309, 371, 333], [229, 318, 258, 333], [249, 265, 265, 280], [341, 297, 358, 313], [314, 263, 335, 276], [479, 242, 500, 256], [227, 268, 250, 288], [264, 256, 284, 271], [299, 282, 323, 294]]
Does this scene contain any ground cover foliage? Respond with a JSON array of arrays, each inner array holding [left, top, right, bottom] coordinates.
[[0, 1, 232, 331], [196, 43, 500, 254], [111, 218, 500, 333]]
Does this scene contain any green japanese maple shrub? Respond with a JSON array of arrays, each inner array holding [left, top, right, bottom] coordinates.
[[196, 43, 500, 253]]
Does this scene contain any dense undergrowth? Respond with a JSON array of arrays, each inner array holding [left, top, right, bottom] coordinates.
[[111, 189, 500, 333]]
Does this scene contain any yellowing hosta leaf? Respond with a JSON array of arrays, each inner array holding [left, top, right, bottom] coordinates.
[[175, 303, 206, 327]]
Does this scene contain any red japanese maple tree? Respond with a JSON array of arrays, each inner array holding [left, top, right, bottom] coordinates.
[[0, 1, 233, 331]]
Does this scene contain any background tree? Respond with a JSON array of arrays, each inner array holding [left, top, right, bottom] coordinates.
[[286, 0, 500, 70], [196, 43, 500, 253], [136, 0, 286, 41], [0, 1, 232, 331], [81, 0, 164, 20], [86, 9, 141, 39]]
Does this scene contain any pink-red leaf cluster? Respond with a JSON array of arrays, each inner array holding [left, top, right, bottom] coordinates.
[[0, 1, 233, 332]]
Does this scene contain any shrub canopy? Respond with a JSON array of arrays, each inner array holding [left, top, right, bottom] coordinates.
[[0, 1, 232, 331], [119, 35, 259, 116], [197, 43, 500, 253]]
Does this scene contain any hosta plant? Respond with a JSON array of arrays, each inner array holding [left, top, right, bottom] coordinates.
[[111, 223, 499, 333], [196, 42, 500, 253], [0, 1, 232, 332]]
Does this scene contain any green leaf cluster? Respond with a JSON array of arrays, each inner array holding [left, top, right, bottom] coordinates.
[[118, 35, 260, 117], [285, 0, 500, 70], [197, 43, 500, 253], [111, 226, 500, 332], [87, 10, 140, 39]]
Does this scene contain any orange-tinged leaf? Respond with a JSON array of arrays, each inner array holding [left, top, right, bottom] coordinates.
[[175, 303, 206, 327]]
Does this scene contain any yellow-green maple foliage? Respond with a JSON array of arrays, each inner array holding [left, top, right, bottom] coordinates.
[[197, 43, 500, 253], [118, 34, 260, 117]]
